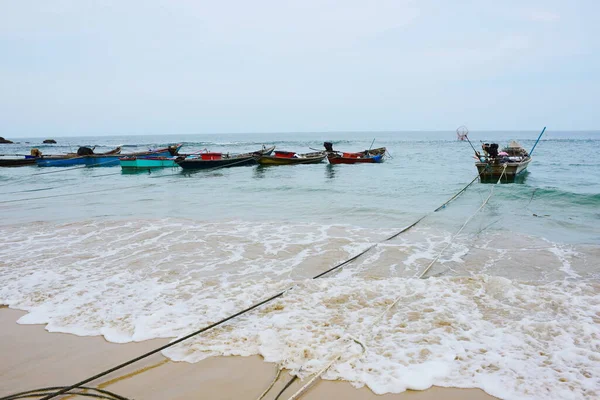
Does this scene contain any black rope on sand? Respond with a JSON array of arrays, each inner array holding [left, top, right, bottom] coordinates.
[[10, 172, 484, 400], [273, 376, 298, 400], [0, 386, 130, 400]]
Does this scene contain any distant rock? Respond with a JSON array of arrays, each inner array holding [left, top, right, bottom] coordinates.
[[43, 139, 57, 144], [0, 137, 14, 144]]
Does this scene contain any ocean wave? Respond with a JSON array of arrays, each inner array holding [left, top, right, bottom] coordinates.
[[498, 186, 600, 206], [1, 218, 598, 399]]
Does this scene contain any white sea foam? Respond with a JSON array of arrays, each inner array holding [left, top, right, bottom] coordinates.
[[0, 219, 598, 399]]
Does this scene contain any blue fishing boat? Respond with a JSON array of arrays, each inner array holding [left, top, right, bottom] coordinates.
[[37, 144, 182, 167], [0, 155, 38, 167]]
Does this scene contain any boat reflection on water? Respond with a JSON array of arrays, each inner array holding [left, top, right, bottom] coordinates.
[[253, 165, 267, 179], [325, 164, 336, 180]]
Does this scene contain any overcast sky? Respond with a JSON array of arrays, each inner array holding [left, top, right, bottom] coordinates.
[[1, 0, 598, 137]]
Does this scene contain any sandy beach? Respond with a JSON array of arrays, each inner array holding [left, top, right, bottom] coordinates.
[[1, 308, 497, 400]]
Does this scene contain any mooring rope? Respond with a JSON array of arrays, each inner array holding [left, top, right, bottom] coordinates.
[[416, 164, 507, 279], [0, 184, 156, 205], [0, 155, 255, 193], [256, 171, 495, 399], [1, 153, 272, 203], [273, 376, 299, 400], [278, 167, 508, 400], [149, 154, 270, 179], [0, 155, 278, 204], [0, 386, 129, 400], [255, 367, 283, 400], [3, 167, 489, 400], [31, 158, 119, 175], [0, 159, 122, 188]]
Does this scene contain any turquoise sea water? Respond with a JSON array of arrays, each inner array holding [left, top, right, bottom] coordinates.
[[1, 131, 599, 399], [1, 131, 599, 243]]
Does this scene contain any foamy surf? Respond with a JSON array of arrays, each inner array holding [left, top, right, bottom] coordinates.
[[0, 218, 598, 400]]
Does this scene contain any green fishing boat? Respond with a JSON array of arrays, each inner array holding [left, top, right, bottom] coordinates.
[[119, 156, 179, 170]]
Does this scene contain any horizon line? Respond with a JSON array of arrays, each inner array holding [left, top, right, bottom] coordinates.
[[4, 129, 599, 139]]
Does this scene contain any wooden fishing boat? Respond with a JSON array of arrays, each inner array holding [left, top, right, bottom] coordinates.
[[35, 146, 122, 167], [256, 150, 326, 165], [37, 145, 181, 167], [475, 141, 531, 182], [324, 142, 386, 164], [175, 146, 275, 170], [0, 147, 93, 167], [119, 156, 179, 170], [0, 156, 38, 167]]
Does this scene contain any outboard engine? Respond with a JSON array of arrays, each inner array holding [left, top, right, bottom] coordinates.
[[324, 142, 334, 152], [77, 146, 94, 156], [30, 148, 42, 157], [482, 143, 499, 158], [168, 145, 179, 156]]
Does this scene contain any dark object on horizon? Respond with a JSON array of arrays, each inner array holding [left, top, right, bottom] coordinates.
[[482, 143, 499, 158], [77, 146, 95, 156], [0, 136, 14, 144], [43, 139, 57, 144]]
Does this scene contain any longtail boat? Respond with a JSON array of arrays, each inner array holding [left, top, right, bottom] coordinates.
[[175, 146, 275, 170], [324, 142, 386, 164], [475, 141, 531, 182], [466, 127, 546, 183], [36, 145, 181, 167], [119, 156, 179, 170], [1, 147, 95, 167], [256, 150, 326, 165], [35, 146, 122, 167], [0, 156, 38, 167]]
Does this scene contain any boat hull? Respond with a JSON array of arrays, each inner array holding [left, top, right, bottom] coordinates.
[[120, 157, 178, 169], [35, 155, 83, 167], [325, 146, 386, 164], [37, 154, 125, 167], [257, 152, 326, 165], [176, 146, 275, 170], [176, 156, 257, 170], [475, 158, 531, 182], [0, 157, 37, 167], [327, 154, 384, 164], [37, 145, 181, 167]]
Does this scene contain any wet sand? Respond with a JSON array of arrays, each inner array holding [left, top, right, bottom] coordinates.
[[0, 308, 497, 400]]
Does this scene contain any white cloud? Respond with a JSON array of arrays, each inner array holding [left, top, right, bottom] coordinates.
[[0, 0, 597, 135], [498, 34, 532, 51], [529, 10, 560, 22]]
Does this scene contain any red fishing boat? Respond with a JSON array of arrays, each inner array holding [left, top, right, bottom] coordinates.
[[256, 150, 326, 165], [324, 142, 386, 164]]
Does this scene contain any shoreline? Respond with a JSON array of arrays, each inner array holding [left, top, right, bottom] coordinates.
[[0, 307, 498, 400]]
